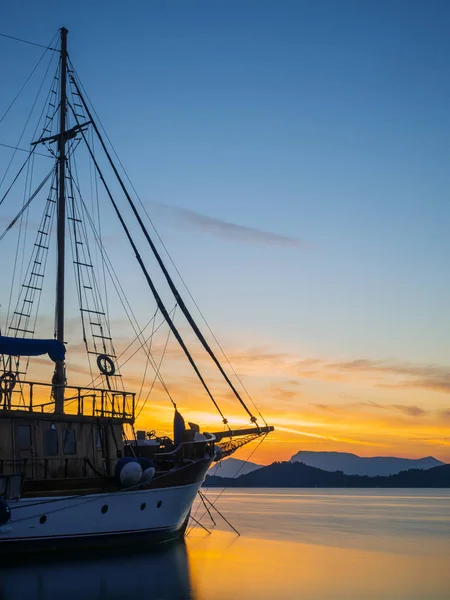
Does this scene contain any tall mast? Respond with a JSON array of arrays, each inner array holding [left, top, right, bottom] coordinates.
[[54, 27, 68, 413]]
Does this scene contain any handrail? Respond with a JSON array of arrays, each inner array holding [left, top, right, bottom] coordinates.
[[0, 379, 135, 421]]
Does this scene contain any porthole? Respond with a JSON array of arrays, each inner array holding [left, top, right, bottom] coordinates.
[[39, 515, 47, 524], [140, 503, 146, 511], [101, 504, 108, 514], [157, 500, 162, 508]]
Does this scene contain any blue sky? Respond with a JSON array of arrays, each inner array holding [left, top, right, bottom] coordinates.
[[1, 1, 450, 460]]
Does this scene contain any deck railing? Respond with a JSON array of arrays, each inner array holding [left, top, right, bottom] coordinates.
[[0, 380, 135, 421]]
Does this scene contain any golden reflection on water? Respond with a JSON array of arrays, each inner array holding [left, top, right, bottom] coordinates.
[[187, 489, 450, 600], [187, 529, 450, 600]]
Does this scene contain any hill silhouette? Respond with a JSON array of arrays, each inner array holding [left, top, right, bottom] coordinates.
[[208, 458, 262, 478], [204, 461, 450, 488], [290, 451, 443, 476]]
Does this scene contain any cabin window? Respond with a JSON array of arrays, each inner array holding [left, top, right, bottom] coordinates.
[[45, 425, 58, 456], [63, 429, 76, 455], [15, 425, 31, 451]]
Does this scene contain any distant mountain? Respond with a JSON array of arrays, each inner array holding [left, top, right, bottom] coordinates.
[[208, 458, 262, 479], [289, 451, 444, 476], [204, 461, 450, 488]]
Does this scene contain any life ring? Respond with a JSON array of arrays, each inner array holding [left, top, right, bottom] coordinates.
[[0, 371, 17, 392], [97, 354, 116, 376]]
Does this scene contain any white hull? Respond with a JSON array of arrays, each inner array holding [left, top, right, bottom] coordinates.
[[0, 482, 201, 549]]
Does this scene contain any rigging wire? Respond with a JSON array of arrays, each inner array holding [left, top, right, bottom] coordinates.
[[66, 164, 178, 408], [0, 46, 268, 430], [135, 304, 178, 419], [0, 89, 58, 353], [7, 172, 58, 383], [3, 166, 58, 394], [68, 110, 230, 427], [68, 63, 266, 426], [0, 146, 37, 207], [30, 59, 61, 148], [0, 57, 63, 376], [77, 307, 179, 414], [67, 153, 124, 391], [0, 41, 270, 441], [17, 147, 35, 299], [112, 308, 177, 409], [0, 31, 59, 51], [4, 151, 34, 334], [67, 77, 120, 389], [4, 143, 35, 379], [188, 432, 269, 535], [66, 156, 92, 380], [0, 165, 56, 242], [25, 178, 58, 373], [0, 45, 58, 193], [5, 61, 62, 340], [136, 304, 158, 406], [92, 133, 111, 337], [70, 75, 254, 425], [81, 310, 161, 389], [68, 149, 147, 392], [82, 121, 113, 352], [0, 142, 52, 158], [0, 32, 58, 126]]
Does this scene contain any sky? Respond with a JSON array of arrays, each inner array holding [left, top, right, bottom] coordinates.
[[1, 0, 450, 464]]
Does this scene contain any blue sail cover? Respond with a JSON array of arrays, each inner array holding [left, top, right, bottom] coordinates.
[[0, 336, 65, 362]]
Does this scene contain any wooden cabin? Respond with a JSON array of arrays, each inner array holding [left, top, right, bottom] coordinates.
[[0, 378, 135, 494]]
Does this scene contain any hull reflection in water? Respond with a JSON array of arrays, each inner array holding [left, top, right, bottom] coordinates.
[[0, 540, 192, 600]]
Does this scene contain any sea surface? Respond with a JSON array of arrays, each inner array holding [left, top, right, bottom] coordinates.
[[1, 489, 449, 599]]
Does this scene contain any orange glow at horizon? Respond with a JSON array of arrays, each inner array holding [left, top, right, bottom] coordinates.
[[135, 394, 450, 465], [21, 338, 450, 466]]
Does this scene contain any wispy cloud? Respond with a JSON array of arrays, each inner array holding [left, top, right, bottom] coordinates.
[[151, 202, 304, 248], [265, 383, 302, 402], [129, 341, 450, 400], [326, 359, 450, 394], [274, 425, 387, 447], [441, 409, 450, 421], [314, 400, 431, 419], [407, 436, 450, 448], [391, 404, 427, 417]]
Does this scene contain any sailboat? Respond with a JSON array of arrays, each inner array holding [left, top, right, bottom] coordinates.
[[0, 28, 273, 554]]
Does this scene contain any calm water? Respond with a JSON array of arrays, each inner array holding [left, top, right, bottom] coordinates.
[[1, 489, 449, 599]]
